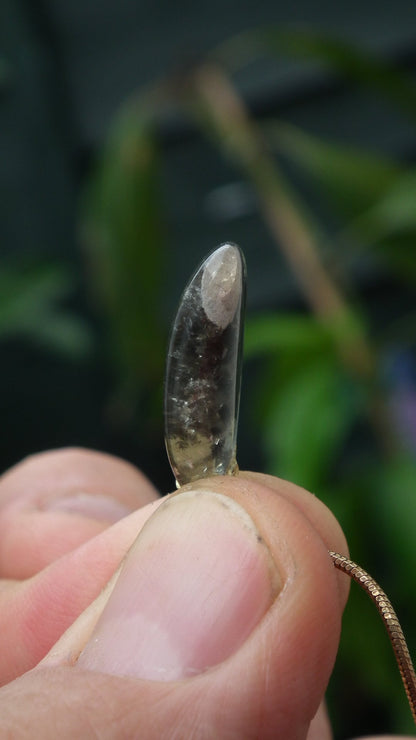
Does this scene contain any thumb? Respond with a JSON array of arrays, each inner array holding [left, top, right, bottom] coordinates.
[[0, 474, 349, 739]]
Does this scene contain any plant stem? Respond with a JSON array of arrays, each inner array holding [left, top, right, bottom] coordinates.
[[188, 65, 397, 454]]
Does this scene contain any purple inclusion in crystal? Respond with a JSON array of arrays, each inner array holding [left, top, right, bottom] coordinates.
[[164, 243, 246, 487]]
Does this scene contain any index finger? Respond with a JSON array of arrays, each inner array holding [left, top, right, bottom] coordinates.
[[0, 448, 159, 579]]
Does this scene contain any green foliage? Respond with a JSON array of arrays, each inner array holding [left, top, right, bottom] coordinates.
[[363, 169, 416, 235], [0, 263, 92, 358], [267, 123, 403, 220], [274, 29, 416, 119], [82, 105, 167, 408], [245, 314, 360, 490], [263, 358, 358, 489], [375, 458, 416, 574], [244, 312, 332, 356], [217, 27, 416, 120], [266, 122, 416, 282]]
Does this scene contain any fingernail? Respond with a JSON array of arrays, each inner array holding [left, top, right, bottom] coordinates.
[[44, 492, 134, 523], [78, 490, 282, 680]]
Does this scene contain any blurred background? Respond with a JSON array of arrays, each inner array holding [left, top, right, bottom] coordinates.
[[2, 1, 416, 736]]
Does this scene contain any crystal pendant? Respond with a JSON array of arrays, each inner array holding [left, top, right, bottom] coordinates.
[[164, 243, 246, 487]]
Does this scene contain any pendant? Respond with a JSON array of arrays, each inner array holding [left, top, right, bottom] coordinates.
[[164, 243, 245, 487]]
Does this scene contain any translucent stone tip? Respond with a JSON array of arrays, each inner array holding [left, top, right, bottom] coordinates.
[[164, 243, 246, 486], [201, 244, 242, 329]]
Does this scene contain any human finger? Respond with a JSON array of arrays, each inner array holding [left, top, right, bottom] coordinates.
[[14, 473, 351, 739], [0, 447, 159, 579]]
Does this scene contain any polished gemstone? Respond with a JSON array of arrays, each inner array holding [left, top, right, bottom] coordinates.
[[164, 243, 245, 486]]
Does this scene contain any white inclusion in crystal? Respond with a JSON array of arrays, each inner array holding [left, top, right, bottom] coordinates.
[[201, 243, 242, 330]]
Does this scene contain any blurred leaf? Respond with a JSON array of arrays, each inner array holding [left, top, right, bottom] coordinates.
[[267, 123, 403, 220], [363, 457, 416, 732], [217, 28, 416, 121], [0, 264, 92, 358], [244, 312, 332, 357], [348, 169, 416, 280], [377, 233, 416, 281], [356, 169, 416, 236], [23, 314, 93, 357], [0, 265, 67, 323], [263, 358, 359, 489], [373, 457, 416, 573], [275, 30, 416, 120], [82, 104, 166, 399]]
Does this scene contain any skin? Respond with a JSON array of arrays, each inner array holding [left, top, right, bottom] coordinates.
[[0, 447, 411, 739]]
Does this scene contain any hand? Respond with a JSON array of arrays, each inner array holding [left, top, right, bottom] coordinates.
[[0, 448, 409, 738]]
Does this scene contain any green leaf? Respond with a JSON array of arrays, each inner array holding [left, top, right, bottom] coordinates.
[[217, 28, 416, 121], [267, 123, 402, 220], [377, 233, 416, 281], [356, 169, 416, 236], [0, 265, 69, 324], [263, 358, 358, 489], [275, 30, 416, 120], [373, 458, 416, 575], [82, 104, 167, 397], [21, 313, 93, 358], [244, 313, 331, 357], [347, 169, 416, 280], [0, 264, 93, 358]]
